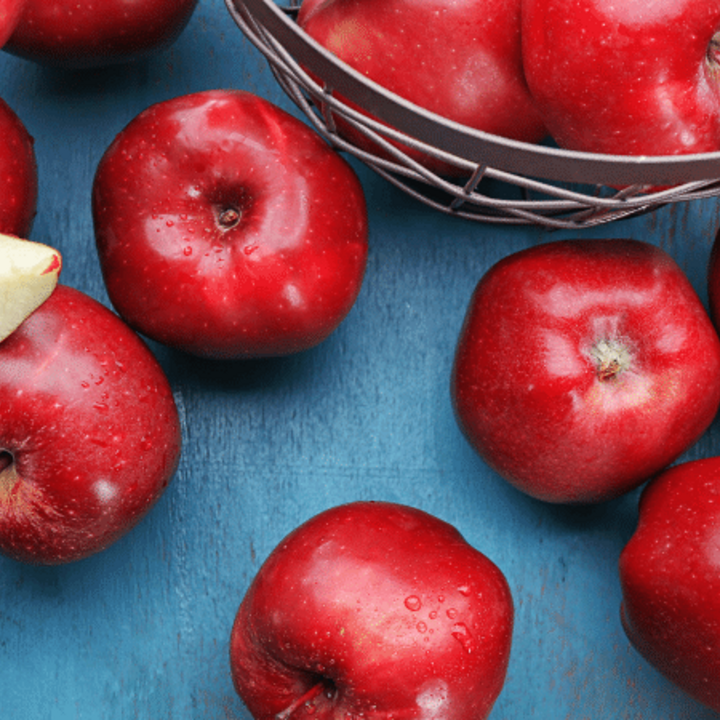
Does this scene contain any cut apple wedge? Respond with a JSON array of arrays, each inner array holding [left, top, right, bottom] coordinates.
[[0, 233, 62, 343]]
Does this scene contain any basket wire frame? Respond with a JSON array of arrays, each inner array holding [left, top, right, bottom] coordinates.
[[226, 0, 720, 228]]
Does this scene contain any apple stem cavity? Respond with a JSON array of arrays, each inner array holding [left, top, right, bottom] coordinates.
[[275, 679, 330, 720], [0, 450, 12, 474], [708, 31, 720, 75], [589, 338, 632, 381], [217, 206, 241, 230]]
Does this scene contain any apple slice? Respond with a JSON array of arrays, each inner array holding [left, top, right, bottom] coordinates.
[[0, 233, 62, 343]]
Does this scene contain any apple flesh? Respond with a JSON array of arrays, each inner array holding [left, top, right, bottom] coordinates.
[[0, 97, 37, 238], [4, 0, 198, 68], [619, 457, 720, 712], [522, 0, 720, 158], [0, 285, 182, 564], [230, 501, 514, 720], [299, 0, 546, 176], [92, 89, 368, 360], [451, 238, 720, 504], [0, 233, 61, 343]]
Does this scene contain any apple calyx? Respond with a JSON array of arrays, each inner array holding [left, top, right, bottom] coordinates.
[[0, 233, 62, 343], [0, 450, 12, 474], [0, 450, 18, 501], [217, 206, 241, 230], [275, 680, 329, 720], [589, 338, 632, 381]]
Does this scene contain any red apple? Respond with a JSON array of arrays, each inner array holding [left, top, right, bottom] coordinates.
[[92, 89, 368, 360], [522, 0, 720, 158], [230, 501, 513, 720], [451, 238, 720, 504], [0, 97, 37, 238], [0, 0, 24, 48], [619, 457, 720, 713], [4, 0, 198, 68], [0, 282, 182, 565], [298, 0, 546, 176]]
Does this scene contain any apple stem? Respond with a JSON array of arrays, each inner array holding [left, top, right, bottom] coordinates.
[[275, 681, 326, 720]]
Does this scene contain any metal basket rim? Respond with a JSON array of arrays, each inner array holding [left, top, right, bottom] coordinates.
[[226, 0, 720, 188]]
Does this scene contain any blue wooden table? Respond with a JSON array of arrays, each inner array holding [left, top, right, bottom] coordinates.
[[1, 1, 719, 718]]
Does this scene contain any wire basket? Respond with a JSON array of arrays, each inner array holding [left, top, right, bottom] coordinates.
[[225, 0, 720, 228]]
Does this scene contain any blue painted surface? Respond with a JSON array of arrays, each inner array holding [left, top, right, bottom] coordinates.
[[1, 1, 720, 718]]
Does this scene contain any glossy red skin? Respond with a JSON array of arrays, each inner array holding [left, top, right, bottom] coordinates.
[[0, 97, 37, 238], [4, 0, 198, 68], [93, 90, 368, 360], [619, 457, 720, 712], [0, 285, 182, 565], [451, 239, 720, 504], [299, 0, 546, 176], [0, 0, 24, 48], [230, 501, 513, 720], [522, 0, 720, 156]]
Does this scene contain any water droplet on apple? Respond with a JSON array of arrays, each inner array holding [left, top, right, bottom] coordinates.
[[457, 585, 471, 597], [446, 608, 458, 619], [417, 621, 428, 633], [428, 610, 437, 620], [404, 595, 422, 611], [183, 246, 193, 256], [451, 623, 476, 654], [166, 220, 174, 227]]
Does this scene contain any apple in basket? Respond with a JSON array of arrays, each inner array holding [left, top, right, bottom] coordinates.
[[92, 89, 368, 360], [4, 0, 198, 67], [230, 501, 514, 720], [619, 457, 720, 713], [0, 97, 37, 238], [522, 0, 720, 160], [451, 238, 720, 504], [0, 235, 181, 564], [298, 0, 547, 176], [0, 0, 23, 48]]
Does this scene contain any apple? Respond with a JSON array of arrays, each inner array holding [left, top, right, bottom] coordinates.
[[92, 89, 369, 360], [0, 97, 37, 238], [522, 0, 720, 158], [0, 233, 61, 343], [0, 0, 23, 48], [4, 0, 198, 68], [298, 0, 547, 176], [619, 457, 720, 713], [0, 273, 182, 564], [230, 501, 514, 720], [451, 238, 720, 504]]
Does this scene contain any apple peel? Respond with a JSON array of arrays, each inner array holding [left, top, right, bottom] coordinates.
[[0, 233, 62, 343]]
